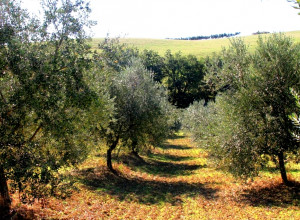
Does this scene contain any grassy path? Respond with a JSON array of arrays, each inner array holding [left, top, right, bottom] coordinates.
[[12, 133, 299, 219]]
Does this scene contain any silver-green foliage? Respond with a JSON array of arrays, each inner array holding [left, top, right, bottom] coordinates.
[[183, 98, 261, 178], [186, 34, 300, 182], [98, 59, 172, 170], [290, 89, 300, 141], [182, 101, 216, 144], [0, 0, 101, 202]]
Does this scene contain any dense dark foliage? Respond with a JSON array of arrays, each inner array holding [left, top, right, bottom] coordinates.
[[162, 51, 206, 108]]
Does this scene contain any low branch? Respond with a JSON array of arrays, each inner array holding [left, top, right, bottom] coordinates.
[[0, 90, 7, 125], [27, 123, 43, 143], [0, 90, 7, 104]]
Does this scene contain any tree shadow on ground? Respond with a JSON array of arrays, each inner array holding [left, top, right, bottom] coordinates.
[[147, 151, 195, 162], [239, 181, 300, 207], [119, 154, 205, 177], [158, 144, 191, 150], [75, 167, 218, 206], [7, 208, 35, 220], [167, 134, 186, 140], [262, 166, 300, 174]]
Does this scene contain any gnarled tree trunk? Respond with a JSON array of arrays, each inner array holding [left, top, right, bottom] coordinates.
[[131, 140, 139, 157], [277, 151, 290, 186], [107, 136, 119, 174], [0, 166, 10, 218]]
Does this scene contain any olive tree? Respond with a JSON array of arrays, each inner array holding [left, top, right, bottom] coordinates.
[[98, 37, 139, 72], [97, 59, 171, 173], [191, 34, 300, 185], [0, 0, 99, 215], [250, 34, 300, 185], [182, 101, 216, 144], [288, 89, 300, 164]]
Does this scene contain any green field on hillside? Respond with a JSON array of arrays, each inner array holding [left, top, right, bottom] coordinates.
[[91, 30, 300, 59]]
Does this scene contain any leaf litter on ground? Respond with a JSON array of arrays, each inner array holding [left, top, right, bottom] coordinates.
[[11, 133, 300, 219]]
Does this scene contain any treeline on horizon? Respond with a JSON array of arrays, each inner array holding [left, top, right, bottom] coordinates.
[[168, 32, 241, 40]]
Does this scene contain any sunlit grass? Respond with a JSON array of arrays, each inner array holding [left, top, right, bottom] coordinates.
[[90, 30, 300, 59]]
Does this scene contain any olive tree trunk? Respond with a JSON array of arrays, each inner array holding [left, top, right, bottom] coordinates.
[[107, 136, 119, 173], [277, 151, 290, 186], [0, 166, 11, 217]]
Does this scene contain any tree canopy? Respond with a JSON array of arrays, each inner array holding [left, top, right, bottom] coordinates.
[[184, 34, 300, 185], [97, 59, 172, 172], [0, 0, 103, 215]]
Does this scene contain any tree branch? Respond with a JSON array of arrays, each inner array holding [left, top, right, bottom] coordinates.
[[27, 123, 43, 143], [0, 90, 7, 125], [0, 91, 6, 104]]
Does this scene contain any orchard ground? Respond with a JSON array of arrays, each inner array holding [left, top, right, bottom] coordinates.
[[11, 133, 300, 219]]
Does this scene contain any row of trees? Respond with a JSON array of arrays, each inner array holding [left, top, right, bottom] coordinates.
[[1, 0, 299, 216], [0, 0, 176, 216], [252, 31, 270, 35], [1, 0, 217, 212], [184, 34, 300, 185]]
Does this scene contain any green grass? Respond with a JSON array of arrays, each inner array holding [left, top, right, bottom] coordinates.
[[91, 30, 300, 59]]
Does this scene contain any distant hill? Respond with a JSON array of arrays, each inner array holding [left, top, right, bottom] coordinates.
[[91, 30, 300, 59]]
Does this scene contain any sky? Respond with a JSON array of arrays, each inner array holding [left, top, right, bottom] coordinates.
[[22, 0, 300, 39]]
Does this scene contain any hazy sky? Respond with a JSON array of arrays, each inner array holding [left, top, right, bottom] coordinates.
[[22, 0, 300, 39]]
